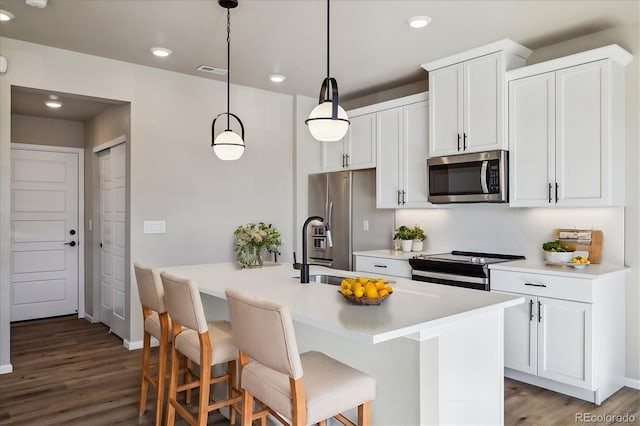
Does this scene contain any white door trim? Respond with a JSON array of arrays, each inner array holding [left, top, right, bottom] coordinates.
[[93, 135, 126, 154], [10, 143, 85, 319]]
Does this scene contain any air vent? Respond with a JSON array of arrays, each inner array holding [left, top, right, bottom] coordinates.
[[196, 65, 228, 75]]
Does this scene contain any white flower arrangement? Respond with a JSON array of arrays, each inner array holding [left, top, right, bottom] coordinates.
[[234, 222, 282, 268]]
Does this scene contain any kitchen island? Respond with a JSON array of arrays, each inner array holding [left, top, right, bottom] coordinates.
[[158, 262, 523, 425]]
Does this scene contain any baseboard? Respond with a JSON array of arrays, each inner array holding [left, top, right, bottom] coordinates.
[[124, 339, 143, 350], [625, 377, 640, 389], [83, 313, 97, 323], [0, 364, 13, 375]]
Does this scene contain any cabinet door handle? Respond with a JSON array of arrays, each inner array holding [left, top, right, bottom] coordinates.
[[345, 154, 350, 167], [538, 300, 542, 322], [529, 299, 534, 322], [524, 282, 547, 288], [397, 190, 401, 205], [457, 134, 461, 151], [402, 190, 406, 205], [463, 133, 467, 150], [343, 154, 347, 168], [373, 264, 388, 268], [548, 183, 552, 203], [555, 182, 559, 203]]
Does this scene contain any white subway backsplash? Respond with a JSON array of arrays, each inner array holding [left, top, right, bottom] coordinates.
[[396, 205, 625, 264]]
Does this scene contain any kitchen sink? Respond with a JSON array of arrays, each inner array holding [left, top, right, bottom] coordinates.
[[307, 274, 347, 286]]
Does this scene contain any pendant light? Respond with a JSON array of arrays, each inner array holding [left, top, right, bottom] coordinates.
[[212, 0, 245, 161], [305, 0, 350, 142]]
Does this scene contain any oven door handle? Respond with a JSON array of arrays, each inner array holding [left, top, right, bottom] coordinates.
[[411, 269, 488, 285], [480, 160, 489, 194]]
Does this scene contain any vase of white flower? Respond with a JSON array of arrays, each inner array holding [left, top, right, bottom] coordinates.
[[234, 222, 282, 268]]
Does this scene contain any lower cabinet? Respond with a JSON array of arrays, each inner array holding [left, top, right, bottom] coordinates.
[[354, 255, 411, 278], [499, 292, 592, 388], [491, 267, 625, 404]]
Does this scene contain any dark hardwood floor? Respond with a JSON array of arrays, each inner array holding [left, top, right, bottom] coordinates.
[[0, 316, 638, 425]]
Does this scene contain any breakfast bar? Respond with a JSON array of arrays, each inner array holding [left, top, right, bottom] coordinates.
[[158, 262, 523, 425]]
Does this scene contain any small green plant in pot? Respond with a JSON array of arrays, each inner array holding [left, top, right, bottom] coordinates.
[[410, 225, 426, 252], [542, 239, 575, 263], [394, 226, 413, 252]]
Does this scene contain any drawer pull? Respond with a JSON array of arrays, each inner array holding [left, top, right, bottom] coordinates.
[[373, 264, 388, 268], [524, 282, 547, 288]]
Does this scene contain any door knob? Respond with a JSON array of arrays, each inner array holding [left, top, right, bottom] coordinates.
[[64, 241, 77, 247]]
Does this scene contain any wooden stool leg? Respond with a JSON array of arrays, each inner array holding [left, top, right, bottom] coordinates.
[[228, 360, 237, 425], [241, 389, 253, 426], [154, 317, 169, 426], [138, 331, 151, 416], [358, 401, 371, 426], [197, 361, 211, 426], [165, 344, 180, 426], [185, 358, 193, 404]]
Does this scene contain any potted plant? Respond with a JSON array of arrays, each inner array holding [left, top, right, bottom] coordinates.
[[234, 222, 282, 268], [394, 225, 414, 252], [411, 225, 426, 252]]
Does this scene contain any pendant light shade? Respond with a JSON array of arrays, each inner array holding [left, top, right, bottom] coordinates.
[[305, 0, 350, 142], [212, 0, 245, 160]]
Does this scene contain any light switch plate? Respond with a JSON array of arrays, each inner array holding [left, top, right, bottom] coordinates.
[[144, 220, 166, 234]]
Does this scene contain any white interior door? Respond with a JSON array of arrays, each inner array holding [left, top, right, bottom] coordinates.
[[10, 148, 79, 321], [98, 144, 127, 339]]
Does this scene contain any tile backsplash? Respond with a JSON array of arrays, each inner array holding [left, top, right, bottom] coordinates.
[[396, 205, 625, 264]]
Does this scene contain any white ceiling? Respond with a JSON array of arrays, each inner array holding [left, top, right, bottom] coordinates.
[[1, 0, 638, 119]]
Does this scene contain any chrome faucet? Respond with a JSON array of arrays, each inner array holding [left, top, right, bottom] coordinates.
[[301, 216, 324, 283]]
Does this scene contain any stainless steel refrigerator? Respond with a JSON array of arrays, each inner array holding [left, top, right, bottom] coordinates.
[[307, 169, 395, 271]]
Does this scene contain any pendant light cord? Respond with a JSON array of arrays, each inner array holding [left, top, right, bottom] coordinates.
[[326, 0, 330, 80], [226, 7, 231, 130]]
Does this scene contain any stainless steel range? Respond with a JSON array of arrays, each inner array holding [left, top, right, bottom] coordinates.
[[408, 251, 525, 291]]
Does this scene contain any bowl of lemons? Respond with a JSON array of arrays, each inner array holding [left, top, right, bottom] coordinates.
[[568, 255, 590, 269], [339, 277, 393, 305]]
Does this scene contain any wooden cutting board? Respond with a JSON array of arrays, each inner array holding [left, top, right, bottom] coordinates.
[[553, 229, 603, 264]]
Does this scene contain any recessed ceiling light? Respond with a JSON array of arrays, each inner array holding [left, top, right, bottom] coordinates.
[[269, 74, 286, 83], [408, 16, 431, 29], [150, 47, 172, 57], [44, 100, 63, 109], [0, 9, 15, 21], [26, 0, 48, 8]]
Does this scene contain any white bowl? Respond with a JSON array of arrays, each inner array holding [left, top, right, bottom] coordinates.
[[544, 251, 574, 263]]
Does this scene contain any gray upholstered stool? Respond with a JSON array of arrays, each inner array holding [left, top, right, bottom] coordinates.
[[225, 289, 376, 426]]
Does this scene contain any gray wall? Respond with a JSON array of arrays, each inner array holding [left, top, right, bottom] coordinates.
[[11, 114, 84, 148]]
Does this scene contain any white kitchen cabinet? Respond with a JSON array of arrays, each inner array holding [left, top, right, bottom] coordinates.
[[507, 45, 632, 207], [321, 113, 376, 171], [422, 40, 530, 157], [376, 99, 430, 208], [490, 262, 626, 404], [354, 254, 412, 278], [498, 290, 592, 389]]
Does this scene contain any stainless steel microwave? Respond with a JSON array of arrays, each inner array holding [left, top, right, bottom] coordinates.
[[427, 150, 508, 203]]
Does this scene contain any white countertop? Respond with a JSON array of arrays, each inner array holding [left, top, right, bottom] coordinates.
[[158, 262, 522, 344], [489, 259, 629, 279], [352, 249, 432, 260]]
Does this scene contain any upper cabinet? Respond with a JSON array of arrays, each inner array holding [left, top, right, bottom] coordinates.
[[376, 97, 430, 208], [321, 113, 376, 171], [507, 45, 632, 207], [422, 39, 531, 157]]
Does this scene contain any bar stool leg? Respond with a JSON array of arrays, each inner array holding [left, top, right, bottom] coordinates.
[[138, 330, 151, 416], [166, 338, 181, 426]]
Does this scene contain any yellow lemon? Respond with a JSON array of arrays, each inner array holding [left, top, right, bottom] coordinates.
[[354, 289, 365, 298], [341, 288, 353, 296], [580, 258, 588, 264], [375, 281, 385, 290], [365, 288, 379, 299], [340, 280, 351, 290], [378, 289, 389, 297], [357, 277, 368, 284], [384, 284, 393, 293], [365, 282, 376, 293]]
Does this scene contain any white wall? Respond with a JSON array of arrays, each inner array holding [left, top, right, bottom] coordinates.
[[0, 38, 294, 369]]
